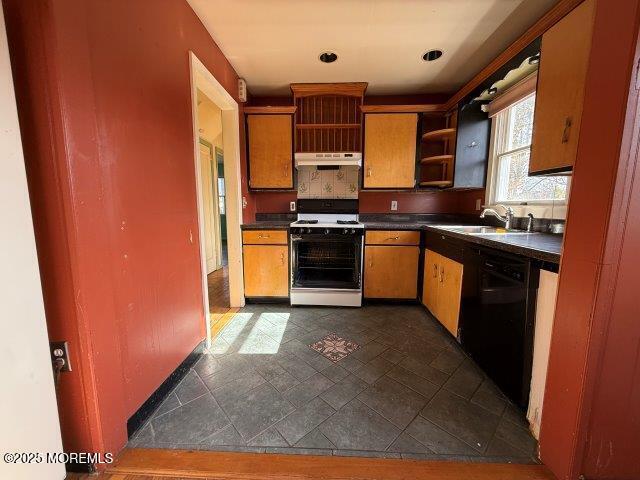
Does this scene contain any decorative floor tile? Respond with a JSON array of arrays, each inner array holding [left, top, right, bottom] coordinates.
[[309, 332, 360, 362]]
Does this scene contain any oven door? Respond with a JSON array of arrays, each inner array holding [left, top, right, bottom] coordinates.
[[291, 233, 362, 290]]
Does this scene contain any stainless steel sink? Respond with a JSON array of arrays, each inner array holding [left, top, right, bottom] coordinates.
[[434, 225, 537, 236]]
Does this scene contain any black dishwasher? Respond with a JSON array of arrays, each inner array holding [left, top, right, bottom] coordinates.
[[459, 248, 539, 409]]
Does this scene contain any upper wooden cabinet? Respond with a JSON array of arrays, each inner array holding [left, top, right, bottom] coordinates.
[[529, 0, 595, 175], [422, 249, 463, 337], [247, 113, 293, 189], [363, 113, 418, 188]]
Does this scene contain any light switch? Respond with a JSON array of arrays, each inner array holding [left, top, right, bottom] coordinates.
[[475, 198, 482, 211], [391, 200, 398, 211]]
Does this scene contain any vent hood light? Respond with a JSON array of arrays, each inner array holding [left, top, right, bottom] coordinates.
[[295, 152, 362, 168]]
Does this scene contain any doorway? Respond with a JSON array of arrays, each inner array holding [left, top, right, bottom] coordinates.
[[189, 52, 245, 347]]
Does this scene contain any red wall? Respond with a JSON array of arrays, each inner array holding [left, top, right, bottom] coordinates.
[[4, 0, 247, 458], [538, 0, 640, 478]]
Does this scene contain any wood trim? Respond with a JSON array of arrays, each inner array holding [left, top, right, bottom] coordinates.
[[360, 104, 447, 113], [108, 448, 556, 480], [486, 73, 537, 117], [243, 106, 297, 114], [444, 0, 585, 110], [290, 82, 368, 97]]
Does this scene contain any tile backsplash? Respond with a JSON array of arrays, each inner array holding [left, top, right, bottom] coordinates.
[[297, 166, 359, 199]]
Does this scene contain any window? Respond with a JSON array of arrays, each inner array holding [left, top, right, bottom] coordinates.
[[491, 94, 568, 204], [217, 177, 226, 215]]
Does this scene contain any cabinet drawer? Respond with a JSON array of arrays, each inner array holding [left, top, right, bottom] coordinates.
[[242, 230, 288, 245], [365, 230, 420, 246]]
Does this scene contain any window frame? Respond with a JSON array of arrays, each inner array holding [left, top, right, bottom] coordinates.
[[485, 93, 569, 219]]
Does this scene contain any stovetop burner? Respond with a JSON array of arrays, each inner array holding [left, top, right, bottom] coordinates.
[[295, 220, 319, 224], [337, 220, 360, 225]]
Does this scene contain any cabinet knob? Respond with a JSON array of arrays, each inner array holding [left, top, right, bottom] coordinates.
[[386, 236, 399, 241], [258, 233, 270, 239], [280, 252, 285, 265]]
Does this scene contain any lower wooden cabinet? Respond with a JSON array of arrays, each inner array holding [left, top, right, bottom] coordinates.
[[242, 230, 289, 297], [422, 249, 463, 336], [364, 246, 420, 299]]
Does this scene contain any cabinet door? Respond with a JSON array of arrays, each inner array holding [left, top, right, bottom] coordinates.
[[422, 249, 441, 314], [529, 0, 595, 174], [247, 114, 293, 188], [363, 114, 417, 188], [438, 256, 463, 337], [243, 245, 288, 297], [364, 246, 419, 299]]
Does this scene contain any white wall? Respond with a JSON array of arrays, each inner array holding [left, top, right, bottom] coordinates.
[[0, 4, 65, 479]]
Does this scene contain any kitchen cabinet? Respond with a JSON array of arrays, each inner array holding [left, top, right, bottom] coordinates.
[[363, 113, 418, 188], [364, 230, 420, 298], [364, 246, 420, 299], [422, 249, 463, 336], [242, 230, 288, 297], [529, 0, 595, 175], [247, 113, 293, 189]]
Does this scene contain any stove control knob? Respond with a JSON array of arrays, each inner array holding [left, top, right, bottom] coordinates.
[[305, 228, 312, 234], [350, 228, 356, 234], [343, 228, 349, 235], [324, 228, 330, 235]]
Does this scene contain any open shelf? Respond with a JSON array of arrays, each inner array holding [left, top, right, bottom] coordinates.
[[420, 154, 454, 165], [421, 128, 456, 142], [296, 123, 360, 129], [419, 180, 453, 188]]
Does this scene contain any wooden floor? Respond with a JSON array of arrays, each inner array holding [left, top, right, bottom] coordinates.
[[78, 448, 556, 480], [207, 254, 234, 337]]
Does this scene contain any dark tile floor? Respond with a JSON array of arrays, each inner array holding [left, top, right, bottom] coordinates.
[[130, 305, 538, 463]]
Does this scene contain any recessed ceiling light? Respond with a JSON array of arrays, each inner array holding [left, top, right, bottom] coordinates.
[[422, 49, 444, 62], [319, 52, 338, 63]]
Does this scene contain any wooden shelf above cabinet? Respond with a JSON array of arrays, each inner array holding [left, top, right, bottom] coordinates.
[[360, 104, 447, 114], [243, 106, 297, 114], [296, 123, 360, 129], [421, 128, 456, 142], [419, 180, 453, 188], [420, 154, 454, 165]]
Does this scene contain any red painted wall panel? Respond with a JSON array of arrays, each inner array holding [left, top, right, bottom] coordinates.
[[4, 0, 246, 457], [538, 1, 640, 478]]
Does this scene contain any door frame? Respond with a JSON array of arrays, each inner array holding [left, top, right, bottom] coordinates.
[[189, 52, 245, 347]]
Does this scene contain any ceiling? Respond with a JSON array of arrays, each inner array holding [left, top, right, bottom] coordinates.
[[187, 0, 559, 96]]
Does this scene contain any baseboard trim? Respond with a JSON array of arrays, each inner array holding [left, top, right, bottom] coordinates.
[[126, 341, 205, 438], [108, 448, 555, 480]]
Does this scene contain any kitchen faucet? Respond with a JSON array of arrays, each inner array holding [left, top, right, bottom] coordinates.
[[480, 204, 515, 230]]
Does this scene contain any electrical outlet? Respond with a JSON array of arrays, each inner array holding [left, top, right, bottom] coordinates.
[[50, 341, 72, 372], [391, 200, 398, 211], [242, 196, 248, 209], [289, 201, 296, 212], [475, 198, 482, 211]]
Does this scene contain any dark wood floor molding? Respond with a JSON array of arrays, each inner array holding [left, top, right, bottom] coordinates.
[[108, 448, 555, 480], [126, 342, 205, 438]]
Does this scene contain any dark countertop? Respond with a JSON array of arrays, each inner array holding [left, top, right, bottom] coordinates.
[[423, 225, 562, 264], [241, 216, 562, 264]]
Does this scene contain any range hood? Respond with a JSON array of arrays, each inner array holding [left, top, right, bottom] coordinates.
[[295, 152, 362, 168]]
